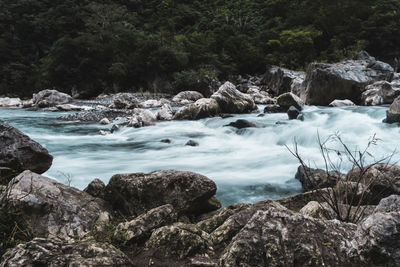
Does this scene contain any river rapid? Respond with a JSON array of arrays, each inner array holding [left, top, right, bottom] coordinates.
[[1, 105, 399, 206]]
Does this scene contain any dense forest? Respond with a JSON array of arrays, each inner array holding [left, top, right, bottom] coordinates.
[[1, 0, 400, 98]]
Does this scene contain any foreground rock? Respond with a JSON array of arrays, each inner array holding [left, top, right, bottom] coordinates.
[[0, 120, 52, 181], [173, 98, 220, 120], [295, 165, 343, 191], [362, 80, 400, 106], [156, 103, 174, 120], [385, 96, 400, 123], [261, 66, 305, 96], [211, 82, 256, 114], [172, 91, 204, 103], [105, 170, 219, 217], [224, 119, 257, 129], [301, 52, 393, 105], [0, 97, 22, 107], [287, 106, 301, 120], [33, 89, 72, 108], [7, 171, 110, 240], [276, 92, 304, 110], [0, 238, 132, 266]]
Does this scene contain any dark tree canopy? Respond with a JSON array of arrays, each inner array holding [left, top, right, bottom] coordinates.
[[1, 0, 399, 97]]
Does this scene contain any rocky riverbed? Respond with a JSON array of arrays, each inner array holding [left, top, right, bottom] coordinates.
[[1, 51, 400, 266]]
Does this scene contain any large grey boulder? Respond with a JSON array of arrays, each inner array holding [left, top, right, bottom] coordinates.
[[109, 93, 141, 109], [211, 82, 256, 114], [385, 96, 400, 123], [104, 170, 219, 217], [156, 103, 174, 121], [218, 201, 359, 266], [246, 86, 275, 104], [295, 165, 343, 191], [362, 80, 400, 106], [261, 66, 305, 96], [0, 97, 23, 108], [346, 163, 400, 203], [115, 204, 177, 243], [0, 238, 132, 267], [172, 91, 204, 103], [124, 108, 157, 128], [173, 98, 220, 120], [6, 171, 110, 241], [0, 120, 52, 182], [33, 89, 72, 108], [276, 92, 304, 110], [301, 53, 393, 105]]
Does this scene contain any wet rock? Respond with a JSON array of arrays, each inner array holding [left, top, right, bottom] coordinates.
[[0, 238, 132, 266], [264, 104, 283, 113], [161, 138, 172, 143], [276, 92, 304, 110], [219, 114, 234, 118], [0, 120, 53, 180], [125, 108, 157, 128], [84, 178, 106, 199], [145, 223, 211, 259], [110, 124, 120, 133], [60, 109, 129, 123], [99, 118, 111, 125], [219, 203, 359, 267], [99, 130, 110, 135], [211, 82, 256, 114], [156, 103, 174, 120], [374, 195, 400, 213], [287, 106, 301, 120], [0, 97, 22, 107], [109, 93, 141, 109], [301, 53, 393, 105], [353, 212, 400, 266], [295, 165, 343, 191], [346, 163, 400, 203], [173, 98, 220, 120], [6, 171, 110, 240], [172, 91, 204, 103], [385, 96, 400, 123], [329, 99, 356, 107], [246, 86, 275, 104], [260, 66, 305, 96], [116, 204, 177, 243], [55, 104, 92, 112], [104, 170, 218, 217], [186, 140, 199, 147], [224, 119, 257, 129], [33, 89, 72, 108], [362, 81, 400, 106]]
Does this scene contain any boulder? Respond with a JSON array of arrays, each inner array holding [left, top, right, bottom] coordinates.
[[83, 178, 106, 199], [104, 170, 219, 217], [300, 54, 394, 105], [59, 109, 129, 123], [329, 99, 356, 107], [276, 92, 304, 110], [346, 163, 400, 203], [374, 195, 400, 213], [362, 81, 400, 106], [0, 120, 52, 181], [295, 165, 343, 191], [173, 98, 220, 120], [115, 204, 177, 243], [0, 97, 22, 107], [125, 108, 157, 128], [224, 119, 257, 129], [33, 89, 72, 108], [353, 212, 400, 266], [99, 118, 111, 125], [6, 171, 110, 240], [0, 238, 132, 266], [172, 91, 204, 103], [218, 201, 359, 267], [261, 66, 306, 96], [246, 86, 275, 104], [287, 106, 301, 120], [385, 96, 400, 123], [264, 104, 284, 113], [145, 223, 211, 259], [109, 93, 141, 109], [211, 82, 256, 114], [156, 103, 174, 121]]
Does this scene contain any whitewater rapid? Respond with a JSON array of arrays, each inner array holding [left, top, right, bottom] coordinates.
[[1, 105, 399, 205]]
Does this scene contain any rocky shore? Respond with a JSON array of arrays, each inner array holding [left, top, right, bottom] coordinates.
[[0, 117, 399, 266]]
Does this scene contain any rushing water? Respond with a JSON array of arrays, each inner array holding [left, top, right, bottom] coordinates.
[[1, 105, 399, 206]]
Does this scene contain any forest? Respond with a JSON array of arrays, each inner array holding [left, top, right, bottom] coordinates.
[[1, 0, 399, 98]]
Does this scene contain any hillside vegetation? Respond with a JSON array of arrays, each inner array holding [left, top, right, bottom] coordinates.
[[1, 0, 399, 97]]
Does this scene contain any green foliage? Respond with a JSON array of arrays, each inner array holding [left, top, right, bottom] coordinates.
[[0, 0, 399, 97]]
